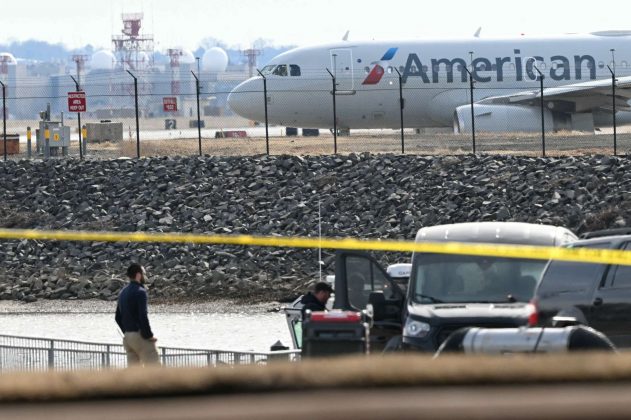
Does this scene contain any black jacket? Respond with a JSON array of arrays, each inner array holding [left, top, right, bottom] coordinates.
[[300, 292, 326, 317], [115, 281, 154, 339]]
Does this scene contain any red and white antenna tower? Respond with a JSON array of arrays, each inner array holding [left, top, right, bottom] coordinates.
[[241, 48, 261, 78], [112, 12, 154, 71]]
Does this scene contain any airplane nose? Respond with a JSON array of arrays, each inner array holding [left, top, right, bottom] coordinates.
[[228, 78, 266, 122]]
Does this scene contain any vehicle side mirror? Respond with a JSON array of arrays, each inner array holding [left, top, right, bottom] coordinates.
[[368, 291, 386, 321]]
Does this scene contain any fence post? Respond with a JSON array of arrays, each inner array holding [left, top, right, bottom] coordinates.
[[191, 71, 202, 156], [533, 67, 546, 157], [70, 76, 83, 160], [126, 70, 140, 158], [0, 81, 6, 161], [326, 68, 337, 154], [105, 344, 111, 367], [394, 68, 405, 154], [463, 67, 476, 154], [48, 340, 54, 369], [607, 65, 617, 156], [256, 69, 270, 155]]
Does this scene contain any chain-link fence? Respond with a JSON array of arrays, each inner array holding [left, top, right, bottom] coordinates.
[[1, 66, 630, 160]]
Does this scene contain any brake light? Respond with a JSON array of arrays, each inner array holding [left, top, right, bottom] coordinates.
[[309, 311, 361, 323], [527, 299, 539, 326]]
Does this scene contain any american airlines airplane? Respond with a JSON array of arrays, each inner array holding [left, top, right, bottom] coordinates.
[[228, 32, 631, 133]]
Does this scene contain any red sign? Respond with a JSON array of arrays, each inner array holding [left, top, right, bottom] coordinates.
[[163, 97, 178, 112], [68, 91, 86, 113]]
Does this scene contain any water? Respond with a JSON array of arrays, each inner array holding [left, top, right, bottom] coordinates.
[[0, 300, 292, 352]]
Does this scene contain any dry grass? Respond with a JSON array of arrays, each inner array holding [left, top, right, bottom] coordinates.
[[1, 352, 630, 402], [6, 130, 631, 160]]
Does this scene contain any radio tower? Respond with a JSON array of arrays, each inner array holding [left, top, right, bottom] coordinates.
[[71, 54, 89, 88], [112, 13, 154, 71], [167, 49, 182, 95], [242, 48, 261, 78], [0, 55, 13, 78]]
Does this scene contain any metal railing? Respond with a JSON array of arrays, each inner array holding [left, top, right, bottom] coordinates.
[[0, 334, 300, 372]]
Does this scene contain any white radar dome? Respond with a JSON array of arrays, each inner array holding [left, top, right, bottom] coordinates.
[[0, 53, 17, 65], [180, 49, 196, 65], [91, 50, 116, 71], [202, 47, 228, 72]]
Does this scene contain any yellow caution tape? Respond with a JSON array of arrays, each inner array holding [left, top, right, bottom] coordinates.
[[0, 228, 630, 266]]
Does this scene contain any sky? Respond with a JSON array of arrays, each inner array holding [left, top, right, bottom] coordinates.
[[1, 0, 630, 51]]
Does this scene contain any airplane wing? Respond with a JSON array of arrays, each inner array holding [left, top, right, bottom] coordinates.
[[477, 75, 631, 112]]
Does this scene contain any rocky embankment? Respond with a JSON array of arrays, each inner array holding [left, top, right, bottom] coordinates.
[[0, 154, 629, 303]]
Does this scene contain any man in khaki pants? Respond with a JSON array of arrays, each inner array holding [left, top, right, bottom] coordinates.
[[115, 263, 160, 366]]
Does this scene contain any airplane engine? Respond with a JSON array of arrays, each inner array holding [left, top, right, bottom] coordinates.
[[453, 104, 554, 133]]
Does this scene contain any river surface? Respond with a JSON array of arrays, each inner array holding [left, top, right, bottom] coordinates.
[[0, 300, 292, 352]]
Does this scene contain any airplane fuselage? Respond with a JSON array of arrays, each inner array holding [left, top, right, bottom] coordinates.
[[228, 34, 631, 130]]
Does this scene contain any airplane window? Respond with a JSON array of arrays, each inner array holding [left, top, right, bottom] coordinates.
[[387, 66, 393, 73], [290, 65, 301, 76], [491, 64, 497, 71], [586, 62, 593, 69], [399, 65, 405, 73], [261, 65, 276, 75], [622, 61, 629, 68], [598, 61, 605, 69], [509, 63, 515, 70], [552, 62, 558, 70], [456, 64, 462, 71], [272, 65, 288, 76], [411, 66, 418, 72], [364, 66, 370, 74], [422, 65, 428, 72], [540, 63, 547, 70], [357, 58, 362, 63]]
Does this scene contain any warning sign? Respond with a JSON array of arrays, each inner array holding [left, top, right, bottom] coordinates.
[[163, 97, 178, 112], [68, 91, 87, 113]]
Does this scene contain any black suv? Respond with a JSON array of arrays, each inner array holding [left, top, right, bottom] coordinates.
[[534, 229, 631, 348]]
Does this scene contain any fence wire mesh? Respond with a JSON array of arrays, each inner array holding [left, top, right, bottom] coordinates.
[[0, 66, 630, 159]]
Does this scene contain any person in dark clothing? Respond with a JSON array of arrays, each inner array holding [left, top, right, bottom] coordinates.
[[300, 282, 334, 318], [115, 263, 160, 366]]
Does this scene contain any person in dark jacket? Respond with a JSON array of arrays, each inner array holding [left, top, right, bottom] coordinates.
[[115, 263, 160, 366], [300, 282, 334, 318]]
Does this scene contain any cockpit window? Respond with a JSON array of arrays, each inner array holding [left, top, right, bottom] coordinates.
[[290, 64, 301, 76], [272, 64, 288, 76], [261, 65, 276, 75]]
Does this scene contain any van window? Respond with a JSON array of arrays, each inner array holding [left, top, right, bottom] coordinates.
[[606, 242, 631, 288], [537, 243, 610, 296], [412, 254, 546, 303], [345, 256, 389, 309], [290, 65, 301, 76]]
